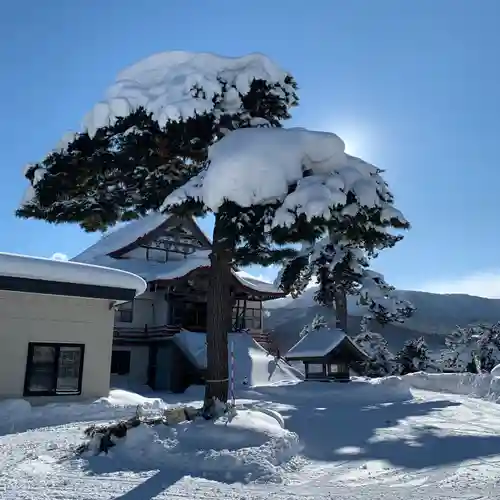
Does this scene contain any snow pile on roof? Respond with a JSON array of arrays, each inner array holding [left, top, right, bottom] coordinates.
[[285, 327, 347, 359], [173, 331, 302, 387], [73, 211, 174, 263], [0, 252, 146, 296], [235, 269, 283, 296], [82, 51, 295, 137], [162, 127, 407, 229], [84, 408, 300, 483]]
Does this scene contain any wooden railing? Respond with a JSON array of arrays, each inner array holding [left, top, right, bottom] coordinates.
[[114, 324, 182, 340], [114, 324, 272, 348]]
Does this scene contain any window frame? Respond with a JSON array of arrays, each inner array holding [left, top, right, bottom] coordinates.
[[232, 299, 262, 330], [115, 301, 134, 323], [23, 342, 85, 397], [306, 363, 325, 376]]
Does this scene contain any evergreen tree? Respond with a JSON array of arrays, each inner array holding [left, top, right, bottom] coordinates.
[[354, 330, 398, 377], [16, 53, 299, 406], [442, 323, 500, 373], [279, 236, 414, 331], [395, 337, 431, 375], [16, 51, 412, 407]]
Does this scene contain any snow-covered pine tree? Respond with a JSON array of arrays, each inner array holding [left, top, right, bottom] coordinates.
[[16, 52, 299, 406], [17, 52, 413, 406], [357, 270, 416, 326], [353, 330, 397, 377], [395, 337, 431, 375], [476, 323, 500, 371], [162, 123, 415, 400], [442, 323, 500, 373], [279, 236, 415, 332]]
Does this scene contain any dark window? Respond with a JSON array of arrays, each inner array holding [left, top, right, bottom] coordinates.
[[232, 300, 262, 330], [307, 363, 325, 375], [115, 301, 133, 323], [24, 343, 84, 396], [111, 350, 131, 375]]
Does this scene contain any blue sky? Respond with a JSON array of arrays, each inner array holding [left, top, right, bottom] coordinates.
[[1, 0, 499, 296]]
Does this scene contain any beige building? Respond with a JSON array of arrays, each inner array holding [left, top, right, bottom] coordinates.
[[73, 212, 285, 392], [0, 252, 146, 402]]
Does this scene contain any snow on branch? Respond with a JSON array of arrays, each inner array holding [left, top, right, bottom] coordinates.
[[82, 51, 298, 137], [161, 127, 409, 234], [358, 270, 416, 325], [277, 235, 415, 327]]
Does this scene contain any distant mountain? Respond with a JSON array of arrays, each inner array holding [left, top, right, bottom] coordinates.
[[264, 287, 500, 354]]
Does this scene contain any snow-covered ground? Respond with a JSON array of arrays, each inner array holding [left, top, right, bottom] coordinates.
[[2, 375, 500, 499]]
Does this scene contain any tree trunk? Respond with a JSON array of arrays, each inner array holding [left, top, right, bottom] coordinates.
[[334, 288, 348, 332], [204, 216, 233, 407]]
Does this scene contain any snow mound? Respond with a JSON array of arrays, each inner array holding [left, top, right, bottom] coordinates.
[[87, 409, 300, 483], [0, 390, 168, 435], [404, 372, 500, 403], [96, 389, 166, 410], [83, 51, 295, 136], [173, 331, 302, 387]]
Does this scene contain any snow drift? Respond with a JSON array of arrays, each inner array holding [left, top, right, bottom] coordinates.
[[404, 372, 500, 403], [84, 409, 301, 484], [173, 331, 303, 387]]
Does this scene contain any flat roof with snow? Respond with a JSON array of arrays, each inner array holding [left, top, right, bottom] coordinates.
[[0, 252, 147, 301]]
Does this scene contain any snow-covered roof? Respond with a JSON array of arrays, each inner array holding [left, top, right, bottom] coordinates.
[[73, 211, 172, 262], [285, 327, 348, 360], [77, 252, 211, 283], [0, 252, 146, 296], [72, 213, 283, 296], [234, 270, 283, 296]]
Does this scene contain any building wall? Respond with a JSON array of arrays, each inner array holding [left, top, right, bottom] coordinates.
[[0, 290, 115, 401], [111, 345, 149, 384]]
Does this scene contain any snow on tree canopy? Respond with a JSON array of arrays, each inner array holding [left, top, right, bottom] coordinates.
[[161, 127, 407, 228], [82, 51, 296, 137]]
